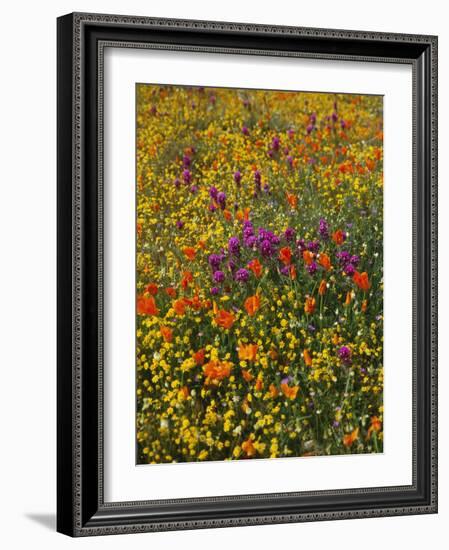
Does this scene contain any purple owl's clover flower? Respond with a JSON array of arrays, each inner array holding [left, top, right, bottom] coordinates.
[[213, 270, 225, 283], [234, 170, 242, 185], [260, 239, 273, 257], [307, 262, 318, 275], [210, 287, 220, 295], [182, 169, 192, 184], [217, 192, 227, 210], [209, 186, 218, 200], [307, 240, 320, 253], [284, 227, 296, 242], [271, 136, 280, 151], [338, 346, 352, 364], [228, 236, 240, 256], [297, 239, 306, 253], [336, 251, 351, 265], [242, 125, 250, 136], [235, 268, 249, 283], [176, 220, 184, 230], [208, 254, 222, 271], [245, 235, 257, 248], [318, 218, 329, 240]]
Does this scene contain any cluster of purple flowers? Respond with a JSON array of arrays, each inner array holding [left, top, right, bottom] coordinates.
[[235, 268, 249, 283], [306, 112, 317, 134], [338, 346, 352, 364], [254, 170, 262, 193], [228, 236, 240, 256], [209, 186, 227, 210], [318, 218, 329, 240], [182, 169, 191, 185], [208, 253, 224, 271], [297, 239, 320, 254], [336, 250, 360, 277], [284, 227, 296, 242]]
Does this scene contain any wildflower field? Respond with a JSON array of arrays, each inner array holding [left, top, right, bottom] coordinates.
[[136, 84, 383, 464]]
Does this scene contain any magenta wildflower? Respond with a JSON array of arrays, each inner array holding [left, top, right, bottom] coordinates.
[[213, 271, 225, 283], [338, 346, 352, 364]]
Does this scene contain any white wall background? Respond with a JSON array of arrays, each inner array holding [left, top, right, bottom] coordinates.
[[0, 1, 445, 548]]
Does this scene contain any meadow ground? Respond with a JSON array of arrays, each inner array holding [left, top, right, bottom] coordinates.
[[135, 85, 383, 464]]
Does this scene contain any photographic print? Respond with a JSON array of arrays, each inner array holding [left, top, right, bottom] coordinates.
[[135, 84, 384, 464]]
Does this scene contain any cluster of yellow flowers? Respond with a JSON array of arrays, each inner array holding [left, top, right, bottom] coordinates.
[[136, 84, 384, 463]]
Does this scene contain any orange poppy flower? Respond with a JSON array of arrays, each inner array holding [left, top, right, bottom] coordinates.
[[236, 207, 251, 222], [183, 246, 196, 261], [332, 229, 346, 246], [238, 343, 258, 362], [255, 377, 263, 391], [304, 296, 316, 315], [353, 271, 371, 291], [178, 386, 189, 401], [248, 258, 263, 278], [286, 192, 298, 209], [222, 209, 232, 221], [281, 382, 299, 400], [145, 282, 158, 295], [242, 437, 256, 457], [303, 349, 313, 367], [279, 246, 292, 265], [160, 326, 173, 343], [367, 416, 382, 439], [361, 299, 368, 312], [241, 369, 254, 382], [302, 250, 314, 265], [203, 359, 232, 381], [193, 349, 205, 365], [318, 279, 327, 296], [318, 253, 331, 271], [137, 295, 158, 316], [244, 294, 261, 316], [269, 383, 279, 398], [173, 298, 187, 316], [344, 291, 353, 306], [190, 294, 202, 311], [343, 427, 359, 447], [165, 287, 177, 298], [288, 265, 297, 280], [215, 309, 236, 329], [181, 270, 193, 289]]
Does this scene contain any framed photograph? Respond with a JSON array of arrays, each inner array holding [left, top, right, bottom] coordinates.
[[57, 12, 438, 536]]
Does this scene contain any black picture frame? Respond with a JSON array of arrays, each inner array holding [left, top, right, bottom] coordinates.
[[57, 12, 438, 537]]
